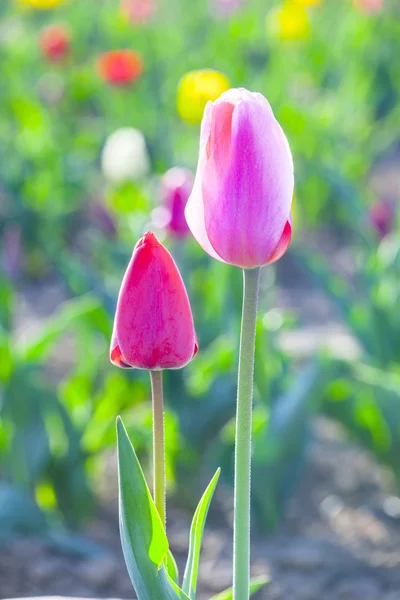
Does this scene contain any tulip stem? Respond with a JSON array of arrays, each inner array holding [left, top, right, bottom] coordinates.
[[233, 267, 261, 600], [150, 370, 166, 528]]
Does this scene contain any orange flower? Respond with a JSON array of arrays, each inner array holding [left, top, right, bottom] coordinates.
[[39, 24, 70, 62], [97, 50, 144, 86]]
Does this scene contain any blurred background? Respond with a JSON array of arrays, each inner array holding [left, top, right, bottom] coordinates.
[[1, 0, 400, 598]]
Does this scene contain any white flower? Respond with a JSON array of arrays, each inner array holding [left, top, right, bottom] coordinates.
[[101, 127, 150, 185]]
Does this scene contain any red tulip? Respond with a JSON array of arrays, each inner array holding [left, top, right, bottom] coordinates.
[[97, 50, 144, 86], [110, 231, 198, 370], [161, 167, 194, 238], [39, 24, 70, 62]]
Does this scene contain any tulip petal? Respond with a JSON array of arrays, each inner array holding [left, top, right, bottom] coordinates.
[[266, 216, 292, 265], [185, 102, 226, 263]]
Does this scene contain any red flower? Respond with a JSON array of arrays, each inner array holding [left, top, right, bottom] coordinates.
[[97, 50, 144, 86], [110, 232, 198, 370], [39, 24, 70, 63]]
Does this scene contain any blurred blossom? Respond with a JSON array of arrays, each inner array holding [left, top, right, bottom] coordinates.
[[97, 50, 144, 86], [2, 226, 22, 279], [186, 88, 293, 268], [292, 0, 321, 5], [90, 200, 117, 238], [18, 0, 65, 8], [266, 2, 311, 42], [39, 24, 70, 62], [369, 200, 395, 238], [121, 0, 155, 23], [177, 70, 230, 124], [211, 0, 244, 18], [353, 0, 384, 13], [37, 72, 65, 104], [101, 127, 150, 185], [161, 167, 194, 238]]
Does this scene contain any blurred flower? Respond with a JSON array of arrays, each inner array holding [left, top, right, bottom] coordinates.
[[369, 200, 395, 238], [121, 0, 155, 23], [292, 0, 321, 5], [101, 127, 150, 185], [2, 225, 22, 279], [90, 200, 117, 238], [110, 231, 198, 370], [353, 0, 384, 13], [160, 167, 194, 238], [266, 2, 311, 42], [39, 24, 70, 62], [97, 50, 143, 86], [18, 0, 64, 8], [211, 0, 244, 18], [177, 69, 230, 124], [185, 88, 293, 268], [37, 72, 65, 104]]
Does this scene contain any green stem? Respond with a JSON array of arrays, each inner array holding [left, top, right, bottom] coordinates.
[[233, 267, 261, 600], [150, 370, 166, 528]]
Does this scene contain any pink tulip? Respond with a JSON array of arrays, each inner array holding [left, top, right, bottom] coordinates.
[[110, 231, 198, 370], [369, 199, 395, 238], [161, 167, 194, 238], [185, 88, 293, 269], [353, 0, 384, 14]]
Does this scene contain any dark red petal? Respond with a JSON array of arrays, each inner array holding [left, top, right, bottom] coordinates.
[[110, 344, 132, 369], [267, 217, 292, 265]]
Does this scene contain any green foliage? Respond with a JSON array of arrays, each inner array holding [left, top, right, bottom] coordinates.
[[182, 468, 220, 599], [117, 417, 190, 600]]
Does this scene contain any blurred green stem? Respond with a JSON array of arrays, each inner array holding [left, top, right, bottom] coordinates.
[[150, 370, 166, 528], [233, 267, 261, 600]]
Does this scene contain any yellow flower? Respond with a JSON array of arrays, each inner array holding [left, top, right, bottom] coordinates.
[[17, 0, 64, 9], [177, 70, 230, 124], [266, 2, 311, 42], [292, 0, 321, 6]]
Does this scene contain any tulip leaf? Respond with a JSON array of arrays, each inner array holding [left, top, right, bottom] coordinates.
[[167, 548, 179, 584], [209, 575, 269, 600], [117, 417, 188, 600], [182, 468, 221, 599]]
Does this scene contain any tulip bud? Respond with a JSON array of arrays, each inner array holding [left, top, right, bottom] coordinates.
[[185, 88, 293, 269], [369, 200, 395, 239], [353, 0, 383, 13], [101, 127, 150, 185], [97, 50, 144, 86], [177, 70, 230, 124], [110, 232, 198, 370], [161, 167, 194, 238], [39, 24, 70, 62]]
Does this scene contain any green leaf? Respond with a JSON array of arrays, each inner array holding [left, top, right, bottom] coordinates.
[[117, 417, 187, 600], [209, 575, 269, 600], [182, 468, 220, 599], [17, 295, 110, 363], [167, 549, 179, 584]]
